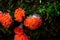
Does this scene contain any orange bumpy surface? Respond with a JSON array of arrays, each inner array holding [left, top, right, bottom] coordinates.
[[14, 27, 24, 35], [14, 8, 25, 22], [0, 13, 12, 28], [14, 34, 30, 40], [24, 17, 42, 30]]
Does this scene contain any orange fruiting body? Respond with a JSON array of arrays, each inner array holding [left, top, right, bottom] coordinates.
[[14, 27, 24, 35], [14, 27, 30, 40], [24, 14, 42, 30], [0, 11, 4, 22], [0, 13, 12, 28], [14, 34, 30, 40], [14, 8, 25, 22]]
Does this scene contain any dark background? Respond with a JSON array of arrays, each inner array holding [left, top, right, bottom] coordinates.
[[0, 0, 60, 40]]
